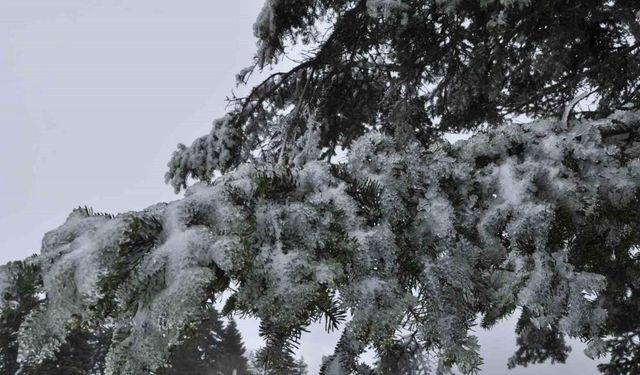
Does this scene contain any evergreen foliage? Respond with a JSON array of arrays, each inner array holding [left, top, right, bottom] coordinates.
[[160, 306, 225, 374], [21, 325, 111, 375], [217, 319, 251, 375], [160, 306, 252, 375], [0, 261, 42, 374], [166, 0, 640, 186], [2, 1, 640, 374], [0, 260, 110, 375], [251, 350, 309, 375]]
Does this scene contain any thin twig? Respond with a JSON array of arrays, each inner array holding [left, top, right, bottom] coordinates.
[[562, 90, 597, 125]]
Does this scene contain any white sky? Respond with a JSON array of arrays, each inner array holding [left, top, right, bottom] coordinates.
[[0, 1, 601, 373]]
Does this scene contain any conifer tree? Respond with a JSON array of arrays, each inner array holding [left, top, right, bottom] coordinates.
[[291, 357, 309, 375], [161, 306, 227, 375], [2, 1, 640, 374], [251, 350, 308, 375], [217, 319, 251, 375], [22, 325, 111, 375], [0, 261, 42, 374]]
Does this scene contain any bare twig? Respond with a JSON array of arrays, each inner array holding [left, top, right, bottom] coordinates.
[[562, 90, 597, 126]]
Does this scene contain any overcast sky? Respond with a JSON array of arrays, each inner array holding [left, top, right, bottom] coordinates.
[[0, 1, 602, 373]]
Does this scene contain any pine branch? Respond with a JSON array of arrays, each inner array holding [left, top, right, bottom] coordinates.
[[73, 205, 116, 220], [94, 214, 163, 318]]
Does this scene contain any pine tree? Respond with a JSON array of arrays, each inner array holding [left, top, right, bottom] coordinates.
[[217, 319, 251, 375], [251, 350, 308, 375], [2, 1, 640, 374], [291, 357, 309, 375], [22, 325, 111, 375], [0, 260, 42, 374], [160, 306, 227, 375]]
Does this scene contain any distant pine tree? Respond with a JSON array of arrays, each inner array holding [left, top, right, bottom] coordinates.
[[161, 306, 226, 375], [291, 357, 308, 375], [23, 325, 111, 375], [250, 350, 308, 375], [0, 261, 41, 374], [217, 318, 250, 375]]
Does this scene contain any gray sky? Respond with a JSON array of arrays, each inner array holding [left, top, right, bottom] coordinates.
[[0, 1, 601, 373]]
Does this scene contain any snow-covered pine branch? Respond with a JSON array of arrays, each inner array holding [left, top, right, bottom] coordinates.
[[2, 110, 639, 374], [3, 0, 640, 373]]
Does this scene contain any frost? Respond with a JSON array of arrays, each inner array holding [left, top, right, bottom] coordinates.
[[496, 159, 528, 206], [253, 0, 277, 41], [292, 116, 322, 167], [366, 0, 409, 18], [585, 337, 608, 360], [165, 115, 240, 192], [0, 265, 7, 309], [417, 190, 455, 238], [6, 111, 640, 373]]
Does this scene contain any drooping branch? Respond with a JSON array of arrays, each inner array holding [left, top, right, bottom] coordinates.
[[5, 111, 640, 373]]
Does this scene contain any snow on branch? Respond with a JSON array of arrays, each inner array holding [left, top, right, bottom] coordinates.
[[2, 111, 640, 374]]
